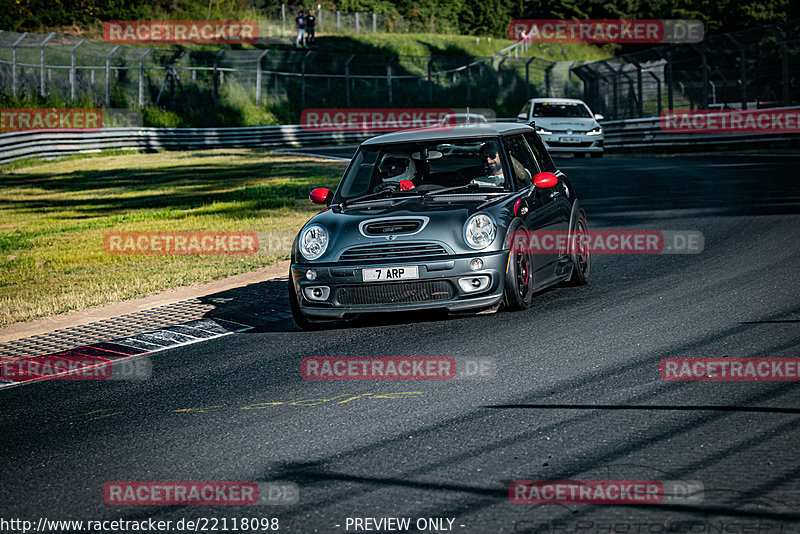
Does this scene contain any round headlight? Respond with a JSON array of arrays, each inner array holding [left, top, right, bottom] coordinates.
[[464, 214, 496, 250], [300, 225, 328, 260]]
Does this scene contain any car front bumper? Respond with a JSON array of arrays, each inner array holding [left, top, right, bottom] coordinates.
[[291, 250, 509, 319], [540, 134, 604, 153]]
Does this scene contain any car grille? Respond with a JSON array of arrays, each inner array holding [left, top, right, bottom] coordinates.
[[338, 242, 448, 262], [546, 141, 594, 148], [336, 280, 454, 305], [363, 220, 421, 236]]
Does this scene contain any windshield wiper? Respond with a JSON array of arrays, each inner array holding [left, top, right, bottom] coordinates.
[[423, 183, 505, 196], [341, 189, 422, 207]]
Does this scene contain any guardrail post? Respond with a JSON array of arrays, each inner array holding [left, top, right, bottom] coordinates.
[[256, 49, 269, 105], [355, 12, 360, 33], [373, 13, 377, 33], [690, 44, 709, 110], [105, 45, 120, 107], [213, 49, 224, 108], [301, 50, 311, 107], [544, 62, 555, 98], [627, 58, 644, 118], [768, 26, 790, 106], [11, 33, 28, 98], [647, 71, 662, 116], [39, 33, 55, 97], [427, 59, 434, 103], [725, 34, 747, 110], [318, 5, 322, 31], [386, 55, 395, 106], [466, 61, 471, 104], [599, 61, 618, 119], [497, 57, 507, 101], [525, 57, 536, 99], [345, 54, 356, 107], [70, 38, 86, 102], [138, 48, 152, 108], [337, 11, 340, 31]]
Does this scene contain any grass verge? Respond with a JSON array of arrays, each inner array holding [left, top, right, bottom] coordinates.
[[0, 148, 346, 326]]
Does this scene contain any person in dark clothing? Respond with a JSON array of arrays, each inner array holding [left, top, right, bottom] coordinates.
[[295, 10, 306, 48], [305, 10, 316, 45]]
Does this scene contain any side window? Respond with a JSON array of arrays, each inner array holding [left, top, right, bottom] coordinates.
[[524, 132, 557, 173], [503, 134, 540, 190], [519, 101, 532, 119]]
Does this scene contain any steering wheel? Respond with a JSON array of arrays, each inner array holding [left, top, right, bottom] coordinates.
[[374, 182, 399, 193]]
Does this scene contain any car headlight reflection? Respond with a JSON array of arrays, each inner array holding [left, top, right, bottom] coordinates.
[[464, 214, 496, 250], [300, 224, 328, 260], [536, 127, 552, 135], [586, 127, 603, 136]]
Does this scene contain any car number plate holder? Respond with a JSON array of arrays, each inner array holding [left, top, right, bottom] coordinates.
[[559, 136, 582, 143], [362, 266, 419, 282]]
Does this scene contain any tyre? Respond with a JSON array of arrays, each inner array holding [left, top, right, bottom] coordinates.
[[288, 270, 329, 330], [564, 211, 590, 286], [503, 221, 534, 311]]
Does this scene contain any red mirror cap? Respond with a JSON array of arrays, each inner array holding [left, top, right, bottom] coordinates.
[[310, 187, 332, 205], [533, 172, 558, 189]]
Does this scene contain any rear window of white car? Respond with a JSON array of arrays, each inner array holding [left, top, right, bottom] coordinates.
[[533, 102, 591, 118]]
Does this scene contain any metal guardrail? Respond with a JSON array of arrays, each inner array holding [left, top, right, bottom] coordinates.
[[2, 111, 799, 165]]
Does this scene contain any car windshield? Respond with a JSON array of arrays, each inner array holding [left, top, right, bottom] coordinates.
[[337, 138, 511, 201], [533, 102, 591, 118]]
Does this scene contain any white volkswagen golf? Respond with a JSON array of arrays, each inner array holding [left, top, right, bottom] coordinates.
[[516, 98, 604, 158]]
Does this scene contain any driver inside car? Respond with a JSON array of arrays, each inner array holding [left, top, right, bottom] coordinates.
[[474, 143, 506, 187], [377, 153, 416, 191]]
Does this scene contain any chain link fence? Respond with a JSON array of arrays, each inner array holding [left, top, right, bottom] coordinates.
[[573, 21, 800, 120], [0, 30, 577, 120], [270, 4, 415, 34]]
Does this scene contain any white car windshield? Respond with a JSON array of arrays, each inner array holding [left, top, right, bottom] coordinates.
[[533, 102, 592, 118], [338, 139, 510, 200]]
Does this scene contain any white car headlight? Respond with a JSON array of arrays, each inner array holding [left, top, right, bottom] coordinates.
[[300, 224, 328, 260], [463, 214, 496, 250], [586, 127, 603, 136]]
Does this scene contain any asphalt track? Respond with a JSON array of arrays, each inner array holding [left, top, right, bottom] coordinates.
[[1, 153, 800, 533]]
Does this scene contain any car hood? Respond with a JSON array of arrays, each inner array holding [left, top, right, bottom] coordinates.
[[533, 117, 599, 131], [294, 195, 515, 263]]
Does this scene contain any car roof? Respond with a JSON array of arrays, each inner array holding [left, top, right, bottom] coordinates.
[[527, 98, 588, 105], [361, 123, 533, 145]]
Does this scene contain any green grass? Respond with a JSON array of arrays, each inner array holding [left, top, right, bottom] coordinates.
[[0, 149, 347, 326], [312, 32, 615, 61]]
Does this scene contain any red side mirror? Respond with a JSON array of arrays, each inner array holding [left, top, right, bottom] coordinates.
[[533, 172, 558, 189], [310, 187, 332, 205]]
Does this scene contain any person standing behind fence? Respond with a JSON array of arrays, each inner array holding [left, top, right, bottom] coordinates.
[[295, 10, 306, 48], [305, 10, 316, 45]]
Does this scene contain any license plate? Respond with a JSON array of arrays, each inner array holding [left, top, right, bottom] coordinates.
[[362, 266, 419, 282], [559, 136, 582, 143]]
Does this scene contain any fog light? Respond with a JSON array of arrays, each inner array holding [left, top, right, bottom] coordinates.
[[303, 286, 330, 301], [458, 275, 490, 293], [305, 269, 317, 281], [469, 258, 483, 271]]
